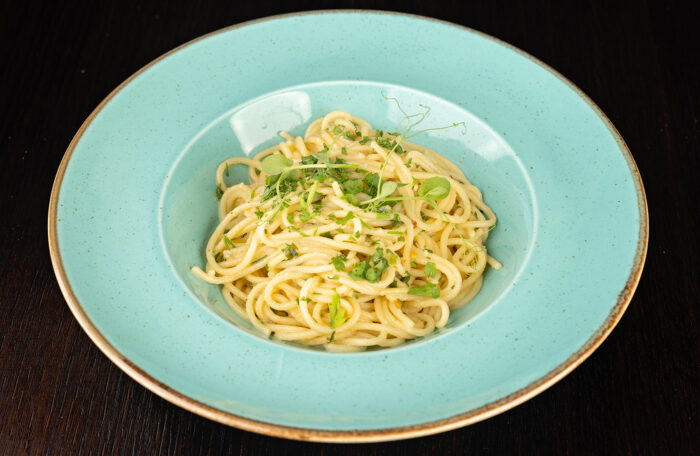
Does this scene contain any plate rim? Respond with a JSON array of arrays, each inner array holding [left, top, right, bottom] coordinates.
[[47, 9, 649, 443]]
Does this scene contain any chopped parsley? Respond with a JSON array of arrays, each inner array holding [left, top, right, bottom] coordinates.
[[408, 283, 440, 298], [424, 262, 437, 279], [331, 254, 347, 272], [299, 209, 312, 222], [282, 243, 298, 259], [342, 194, 360, 206], [348, 261, 369, 280], [342, 179, 364, 194], [337, 212, 355, 225], [329, 292, 346, 329], [348, 247, 389, 283]]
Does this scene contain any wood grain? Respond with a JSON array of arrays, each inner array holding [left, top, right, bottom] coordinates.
[[1, 1, 698, 454]]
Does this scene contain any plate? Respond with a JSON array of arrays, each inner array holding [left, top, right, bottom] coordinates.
[[49, 11, 648, 442]]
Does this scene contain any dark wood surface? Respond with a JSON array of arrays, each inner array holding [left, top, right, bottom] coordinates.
[[1, 1, 698, 454]]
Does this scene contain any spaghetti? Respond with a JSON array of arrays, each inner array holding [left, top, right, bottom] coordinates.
[[192, 110, 500, 351]]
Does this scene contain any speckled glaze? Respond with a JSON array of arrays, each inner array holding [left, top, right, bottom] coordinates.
[[49, 11, 647, 442]]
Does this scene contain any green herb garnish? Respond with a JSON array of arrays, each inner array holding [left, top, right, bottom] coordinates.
[[347, 248, 389, 283], [331, 254, 347, 271], [348, 261, 369, 280], [251, 255, 268, 265], [424, 262, 437, 279], [329, 292, 346, 329], [282, 243, 298, 259], [342, 179, 364, 194], [222, 235, 235, 249], [337, 212, 355, 225], [408, 283, 440, 298]]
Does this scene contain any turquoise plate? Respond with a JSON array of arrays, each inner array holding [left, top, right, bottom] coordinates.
[[48, 11, 648, 442]]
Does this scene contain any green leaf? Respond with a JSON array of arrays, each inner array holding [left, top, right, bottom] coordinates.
[[377, 181, 398, 199], [346, 248, 389, 283], [329, 293, 346, 329], [312, 150, 329, 164], [331, 126, 343, 135], [424, 262, 437, 279], [331, 254, 347, 271], [418, 177, 451, 200], [215, 185, 224, 201], [342, 179, 364, 195], [342, 194, 360, 206], [359, 136, 370, 144], [261, 154, 292, 176], [348, 261, 369, 280], [337, 212, 355, 225], [364, 173, 379, 193], [282, 243, 298, 259], [365, 267, 381, 282], [299, 209, 312, 222], [408, 283, 440, 298]]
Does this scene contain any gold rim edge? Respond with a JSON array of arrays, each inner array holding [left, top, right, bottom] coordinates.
[[47, 9, 649, 443]]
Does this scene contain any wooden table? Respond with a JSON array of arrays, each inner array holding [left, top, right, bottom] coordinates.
[[1, 2, 697, 454]]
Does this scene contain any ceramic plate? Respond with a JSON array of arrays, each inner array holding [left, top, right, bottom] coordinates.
[[49, 11, 648, 442]]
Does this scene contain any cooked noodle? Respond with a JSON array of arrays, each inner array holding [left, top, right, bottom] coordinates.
[[192, 111, 500, 351]]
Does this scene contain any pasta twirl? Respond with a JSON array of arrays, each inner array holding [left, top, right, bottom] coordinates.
[[192, 111, 500, 351]]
